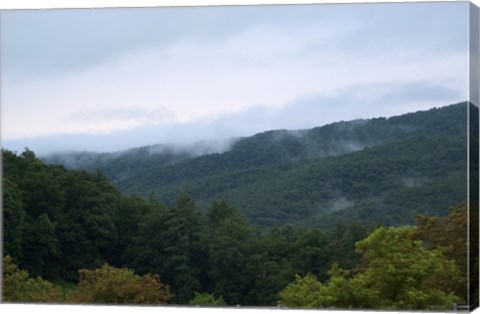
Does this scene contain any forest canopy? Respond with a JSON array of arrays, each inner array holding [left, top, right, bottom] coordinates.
[[2, 148, 472, 309]]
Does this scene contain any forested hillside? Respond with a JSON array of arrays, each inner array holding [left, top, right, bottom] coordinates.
[[2, 149, 371, 304], [2, 149, 473, 308], [44, 102, 468, 227]]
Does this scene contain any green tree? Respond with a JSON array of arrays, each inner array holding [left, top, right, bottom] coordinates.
[[54, 171, 119, 280], [320, 263, 377, 308], [121, 198, 169, 275], [278, 265, 375, 309], [3, 150, 123, 281], [21, 213, 58, 278], [244, 226, 297, 305], [291, 228, 329, 279], [327, 221, 369, 270], [188, 292, 226, 306], [279, 274, 325, 308], [354, 226, 460, 309], [280, 226, 461, 310], [69, 264, 172, 304], [415, 204, 473, 302], [3, 178, 25, 263], [111, 195, 162, 267], [203, 200, 254, 305], [161, 193, 202, 303], [2, 255, 61, 303]]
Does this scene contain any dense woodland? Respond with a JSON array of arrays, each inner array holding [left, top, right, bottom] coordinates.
[[2, 148, 475, 309], [3, 103, 477, 309], [45, 103, 468, 227]]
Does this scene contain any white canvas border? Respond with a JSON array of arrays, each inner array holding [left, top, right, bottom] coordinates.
[[0, 1, 478, 314]]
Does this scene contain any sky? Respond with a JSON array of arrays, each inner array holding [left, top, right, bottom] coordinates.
[[0, 2, 470, 155]]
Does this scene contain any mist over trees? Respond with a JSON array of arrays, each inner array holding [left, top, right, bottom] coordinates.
[[2, 103, 474, 309], [43, 103, 468, 228]]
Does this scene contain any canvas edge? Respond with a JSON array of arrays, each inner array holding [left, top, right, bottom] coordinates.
[[0, 2, 477, 313], [468, 1, 480, 312]]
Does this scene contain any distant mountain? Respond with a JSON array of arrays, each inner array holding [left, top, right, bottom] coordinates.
[[43, 102, 469, 227]]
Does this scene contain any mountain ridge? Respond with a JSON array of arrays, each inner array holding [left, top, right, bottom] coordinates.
[[44, 102, 466, 170], [43, 102, 469, 227]]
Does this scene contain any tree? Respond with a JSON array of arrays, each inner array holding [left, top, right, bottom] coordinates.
[[69, 264, 172, 304], [243, 225, 301, 305], [53, 171, 119, 281], [21, 213, 58, 278], [203, 200, 254, 305], [3, 178, 25, 263], [278, 265, 375, 309], [111, 195, 164, 268], [291, 228, 329, 279], [188, 292, 226, 306], [279, 226, 461, 310], [160, 193, 202, 303], [279, 274, 325, 308], [354, 226, 460, 309], [415, 204, 474, 302], [2, 150, 123, 281], [120, 197, 169, 275], [2, 255, 61, 303], [327, 221, 369, 270], [320, 263, 376, 308]]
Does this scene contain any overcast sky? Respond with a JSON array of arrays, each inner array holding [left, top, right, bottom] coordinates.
[[0, 2, 470, 154]]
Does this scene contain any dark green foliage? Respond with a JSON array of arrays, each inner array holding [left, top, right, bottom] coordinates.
[[2, 150, 369, 305], [109, 195, 162, 267], [290, 228, 329, 278], [3, 103, 470, 307], [242, 227, 298, 305], [327, 222, 368, 270], [160, 194, 202, 303], [113, 194, 203, 303], [202, 200, 254, 304], [2, 149, 121, 281], [43, 103, 468, 228], [22, 213, 57, 278], [52, 171, 120, 280], [3, 177, 25, 263], [2, 149, 469, 307]]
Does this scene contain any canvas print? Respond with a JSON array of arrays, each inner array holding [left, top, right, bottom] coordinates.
[[1, 1, 479, 311]]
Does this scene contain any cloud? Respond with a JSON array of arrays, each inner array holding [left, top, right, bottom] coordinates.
[[1, 2, 469, 153], [63, 107, 174, 134], [2, 25, 467, 141], [1, 18, 356, 139], [2, 81, 465, 155]]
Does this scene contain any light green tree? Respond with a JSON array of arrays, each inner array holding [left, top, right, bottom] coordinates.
[[280, 226, 461, 310], [188, 292, 226, 306], [354, 226, 460, 309], [2, 255, 61, 303], [279, 274, 326, 308]]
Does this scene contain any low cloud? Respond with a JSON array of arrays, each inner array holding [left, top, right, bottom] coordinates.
[[1, 3, 468, 154], [402, 177, 430, 188], [145, 138, 235, 157], [63, 107, 174, 134], [2, 81, 466, 155], [326, 196, 355, 212]]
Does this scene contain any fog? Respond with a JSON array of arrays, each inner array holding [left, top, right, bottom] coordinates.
[[2, 3, 468, 155], [2, 85, 462, 157]]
